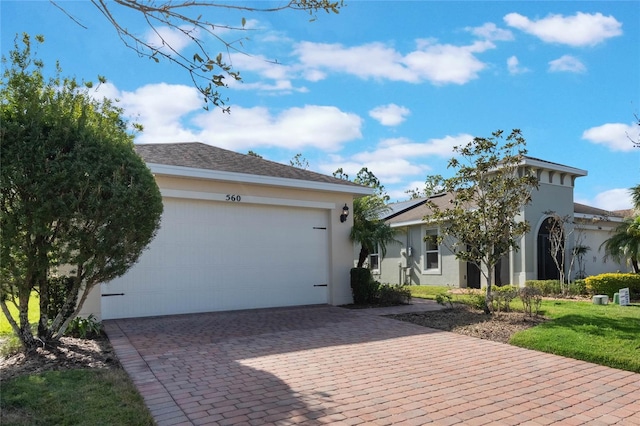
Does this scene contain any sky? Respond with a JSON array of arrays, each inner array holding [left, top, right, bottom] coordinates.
[[2, 1, 639, 209]]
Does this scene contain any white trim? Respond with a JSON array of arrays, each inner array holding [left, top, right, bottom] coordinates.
[[148, 163, 374, 195], [521, 158, 588, 177], [574, 213, 624, 223], [161, 189, 336, 210], [422, 227, 442, 275], [391, 219, 428, 228]]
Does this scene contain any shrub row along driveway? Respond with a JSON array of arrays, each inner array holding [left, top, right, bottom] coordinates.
[[104, 303, 640, 426]]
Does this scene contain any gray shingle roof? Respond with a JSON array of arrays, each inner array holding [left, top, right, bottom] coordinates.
[[386, 197, 629, 226], [386, 192, 457, 225], [134, 142, 364, 188], [574, 203, 628, 219]]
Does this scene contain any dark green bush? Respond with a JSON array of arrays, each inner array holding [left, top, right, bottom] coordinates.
[[45, 276, 77, 323], [378, 284, 412, 305], [350, 268, 378, 304], [585, 273, 640, 299]]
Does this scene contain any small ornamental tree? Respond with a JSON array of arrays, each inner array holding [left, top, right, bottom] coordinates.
[[0, 34, 163, 351], [425, 130, 539, 314], [545, 212, 571, 295]]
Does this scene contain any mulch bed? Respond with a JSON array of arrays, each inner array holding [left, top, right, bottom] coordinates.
[[388, 304, 547, 343], [0, 334, 120, 382]]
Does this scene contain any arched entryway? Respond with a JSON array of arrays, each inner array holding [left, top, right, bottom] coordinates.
[[537, 217, 560, 280]]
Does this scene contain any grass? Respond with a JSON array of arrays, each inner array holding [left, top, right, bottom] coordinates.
[[407, 285, 452, 300], [409, 285, 640, 373], [1, 369, 155, 425], [1, 293, 154, 425], [0, 292, 40, 335], [510, 300, 640, 373]]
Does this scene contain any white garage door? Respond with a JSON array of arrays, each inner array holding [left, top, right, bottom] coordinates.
[[101, 198, 329, 319]]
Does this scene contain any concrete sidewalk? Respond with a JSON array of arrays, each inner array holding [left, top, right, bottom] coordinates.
[[105, 303, 640, 425]]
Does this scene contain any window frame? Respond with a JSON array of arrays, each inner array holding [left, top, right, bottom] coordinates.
[[422, 227, 441, 275], [369, 245, 380, 275]]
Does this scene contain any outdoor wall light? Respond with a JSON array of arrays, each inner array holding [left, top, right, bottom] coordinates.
[[340, 203, 349, 223]]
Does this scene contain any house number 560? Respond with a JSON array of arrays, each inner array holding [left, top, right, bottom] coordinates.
[[226, 194, 241, 202]]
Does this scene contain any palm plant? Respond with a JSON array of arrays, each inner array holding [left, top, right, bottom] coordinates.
[[631, 184, 640, 212], [351, 195, 399, 268], [601, 215, 640, 273], [342, 168, 400, 269]]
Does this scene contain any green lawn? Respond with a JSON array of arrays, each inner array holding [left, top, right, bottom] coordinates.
[[510, 300, 640, 373], [1, 369, 154, 425], [409, 285, 640, 373], [0, 292, 40, 335], [1, 294, 154, 425]]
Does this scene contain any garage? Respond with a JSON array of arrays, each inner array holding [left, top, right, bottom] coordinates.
[[102, 198, 330, 319], [87, 142, 372, 320]]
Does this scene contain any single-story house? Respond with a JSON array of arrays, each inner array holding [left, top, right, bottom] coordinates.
[[368, 157, 630, 288], [80, 142, 372, 320]]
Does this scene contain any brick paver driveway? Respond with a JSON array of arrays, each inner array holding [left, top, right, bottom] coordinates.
[[104, 303, 640, 426]]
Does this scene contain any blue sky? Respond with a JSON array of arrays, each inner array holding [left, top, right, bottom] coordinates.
[[2, 1, 639, 209]]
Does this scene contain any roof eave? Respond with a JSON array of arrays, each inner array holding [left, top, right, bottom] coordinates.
[[521, 158, 588, 177], [147, 163, 374, 195]]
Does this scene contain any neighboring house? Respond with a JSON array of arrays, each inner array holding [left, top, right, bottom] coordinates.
[[369, 157, 630, 288], [80, 142, 372, 320]]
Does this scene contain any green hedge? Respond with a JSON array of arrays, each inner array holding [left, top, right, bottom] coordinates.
[[584, 273, 640, 299], [524, 280, 587, 296]]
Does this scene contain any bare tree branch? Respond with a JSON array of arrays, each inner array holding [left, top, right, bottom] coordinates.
[[51, 0, 343, 111]]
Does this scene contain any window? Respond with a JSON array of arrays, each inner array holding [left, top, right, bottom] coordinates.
[[424, 229, 440, 273], [369, 246, 380, 274]]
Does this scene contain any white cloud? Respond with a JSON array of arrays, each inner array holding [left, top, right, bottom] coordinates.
[[294, 41, 418, 82], [144, 25, 200, 53], [294, 39, 494, 86], [583, 189, 633, 211], [582, 122, 638, 152], [369, 104, 411, 126], [93, 82, 362, 150], [190, 104, 362, 151], [548, 55, 586, 73], [318, 133, 472, 188], [90, 81, 121, 102], [404, 39, 494, 85], [117, 83, 202, 144], [507, 56, 529, 75], [466, 22, 514, 41], [504, 12, 622, 47]]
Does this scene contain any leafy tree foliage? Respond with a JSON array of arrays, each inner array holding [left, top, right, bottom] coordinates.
[[631, 183, 640, 212], [0, 34, 163, 351], [290, 153, 310, 170], [404, 175, 444, 200], [425, 130, 539, 313], [53, 0, 343, 110], [335, 168, 399, 268], [601, 216, 640, 274]]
